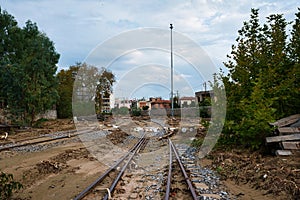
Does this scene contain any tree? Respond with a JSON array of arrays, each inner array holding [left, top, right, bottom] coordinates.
[[23, 21, 59, 124], [261, 14, 290, 117], [142, 105, 149, 110], [286, 8, 300, 114], [72, 63, 115, 116], [0, 7, 20, 107], [56, 65, 79, 118], [95, 67, 115, 114], [0, 8, 60, 125], [221, 8, 299, 149]]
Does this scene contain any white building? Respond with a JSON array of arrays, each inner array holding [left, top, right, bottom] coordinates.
[[179, 96, 196, 107], [114, 97, 132, 109]]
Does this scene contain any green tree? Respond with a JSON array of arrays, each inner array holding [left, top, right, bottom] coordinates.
[[0, 8, 60, 125], [286, 8, 300, 115], [262, 14, 290, 118], [223, 9, 268, 128], [142, 105, 149, 110], [56, 65, 79, 118], [0, 7, 20, 107], [19, 21, 59, 122], [221, 9, 299, 149]]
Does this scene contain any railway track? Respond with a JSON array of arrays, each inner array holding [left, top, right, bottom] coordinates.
[[73, 133, 147, 200], [73, 122, 231, 199], [165, 138, 198, 200], [73, 126, 226, 200], [2, 118, 229, 199], [0, 128, 92, 151]]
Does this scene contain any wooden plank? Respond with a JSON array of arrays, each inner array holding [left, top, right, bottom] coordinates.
[[266, 133, 300, 143], [282, 141, 300, 150], [275, 150, 292, 156], [278, 127, 300, 134], [269, 114, 300, 127]]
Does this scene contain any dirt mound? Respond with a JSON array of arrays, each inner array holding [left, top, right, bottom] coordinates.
[[208, 149, 300, 199], [51, 148, 90, 163], [40, 119, 75, 131], [36, 160, 65, 174], [106, 129, 129, 145], [22, 160, 67, 187]]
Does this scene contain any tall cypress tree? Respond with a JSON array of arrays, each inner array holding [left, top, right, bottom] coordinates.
[[221, 9, 300, 149], [286, 8, 300, 116]]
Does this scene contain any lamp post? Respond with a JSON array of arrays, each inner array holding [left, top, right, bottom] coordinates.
[[170, 23, 174, 118]]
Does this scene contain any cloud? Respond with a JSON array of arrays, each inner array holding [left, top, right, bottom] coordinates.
[[1, 0, 299, 99]]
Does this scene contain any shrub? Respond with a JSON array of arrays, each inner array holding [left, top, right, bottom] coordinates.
[[0, 171, 23, 199]]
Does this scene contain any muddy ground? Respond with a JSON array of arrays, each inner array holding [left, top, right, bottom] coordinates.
[[0, 118, 299, 200], [200, 149, 299, 200]]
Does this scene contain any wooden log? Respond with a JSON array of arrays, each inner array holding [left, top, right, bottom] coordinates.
[[275, 150, 292, 156], [278, 127, 300, 135], [269, 114, 300, 127], [282, 141, 300, 150], [266, 133, 300, 143]]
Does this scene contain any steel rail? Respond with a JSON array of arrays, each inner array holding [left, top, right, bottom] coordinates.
[[103, 136, 146, 200], [166, 139, 198, 200], [73, 134, 145, 200], [0, 129, 77, 146], [150, 119, 167, 134], [164, 139, 173, 200], [0, 129, 92, 151], [138, 138, 149, 153]]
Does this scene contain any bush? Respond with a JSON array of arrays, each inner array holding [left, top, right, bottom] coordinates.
[[0, 171, 22, 199], [191, 138, 204, 148], [131, 108, 141, 116], [112, 107, 129, 115]]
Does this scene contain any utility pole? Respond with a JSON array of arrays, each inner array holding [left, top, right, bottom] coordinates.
[[170, 23, 174, 117]]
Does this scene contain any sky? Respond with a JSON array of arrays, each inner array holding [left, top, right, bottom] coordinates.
[[1, 0, 299, 100]]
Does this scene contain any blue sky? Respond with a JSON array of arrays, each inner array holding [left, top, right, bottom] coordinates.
[[1, 0, 299, 99]]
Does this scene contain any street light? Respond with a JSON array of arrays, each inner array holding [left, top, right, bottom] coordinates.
[[170, 23, 174, 117]]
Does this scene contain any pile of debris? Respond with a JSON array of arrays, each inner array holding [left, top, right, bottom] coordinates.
[[267, 114, 300, 156]]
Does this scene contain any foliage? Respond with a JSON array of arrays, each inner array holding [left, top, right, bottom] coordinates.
[[221, 8, 300, 150], [33, 118, 48, 128], [170, 95, 180, 108], [191, 138, 204, 148], [72, 63, 115, 117], [142, 105, 149, 111], [131, 107, 141, 116], [0, 8, 59, 126], [56, 65, 79, 118], [199, 98, 211, 118], [0, 171, 22, 199], [95, 67, 115, 114]]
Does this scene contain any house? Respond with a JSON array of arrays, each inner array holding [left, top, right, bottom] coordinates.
[[150, 98, 171, 109], [114, 98, 132, 109], [137, 100, 151, 110], [195, 90, 213, 103], [179, 96, 196, 107]]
